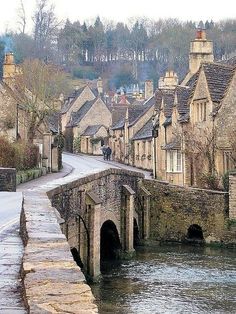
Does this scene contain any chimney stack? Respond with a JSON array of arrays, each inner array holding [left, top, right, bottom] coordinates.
[[3, 52, 17, 82], [158, 71, 178, 89], [144, 80, 154, 99], [189, 28, 213, 74], [97, 77, 103, 95]]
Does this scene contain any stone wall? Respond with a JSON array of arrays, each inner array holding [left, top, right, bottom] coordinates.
[[21, 191, 98, 313], [229, 171, 236, 219], [0, 167, 16, 191], [48, 168, 144, 274], [144, 179, 228, 243]]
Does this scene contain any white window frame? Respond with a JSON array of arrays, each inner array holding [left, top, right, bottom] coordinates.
[[166, 150, 182, 173]]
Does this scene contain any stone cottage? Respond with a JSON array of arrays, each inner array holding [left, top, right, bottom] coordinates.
[[0, 53, 62, 172], [152, 28, 236, 187]]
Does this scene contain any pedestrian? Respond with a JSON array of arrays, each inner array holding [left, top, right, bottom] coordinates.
[[106, 146, 112, 161], [101, 145, 107, 160]]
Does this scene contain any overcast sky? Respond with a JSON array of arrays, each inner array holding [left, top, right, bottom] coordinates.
[[0, 0, 235, 33]]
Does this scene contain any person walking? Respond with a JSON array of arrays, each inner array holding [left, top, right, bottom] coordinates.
[[101, 145, 107, 160], [106, 146, 112, 161]]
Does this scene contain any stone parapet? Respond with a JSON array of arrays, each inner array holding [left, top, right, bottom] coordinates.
[[144, 179, 228, 244], [229, 172, 236, 219], [0, 167, 16, 191], [20, 191, 98, 314]]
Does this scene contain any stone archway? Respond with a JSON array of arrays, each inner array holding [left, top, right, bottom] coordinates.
[[100, 220, 121, 262], [187, 224, 204, 241]]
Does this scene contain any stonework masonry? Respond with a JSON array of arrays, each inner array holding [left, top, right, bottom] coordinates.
[[229, 172, 236, 219], [143, 179, 229, 244], [20, 191, 98, 313], [19, 167, 236, 312], [48, 168, 145, 277], [0, 167, 16, 191]]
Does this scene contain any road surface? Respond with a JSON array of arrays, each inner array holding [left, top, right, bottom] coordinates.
[[0, 152, 151, 312]]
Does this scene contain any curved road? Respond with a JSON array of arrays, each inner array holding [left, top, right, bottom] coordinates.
[[0, 153, 151, 312]]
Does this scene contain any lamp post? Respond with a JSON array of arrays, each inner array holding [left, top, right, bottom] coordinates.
[[152, 113, 158, 179]]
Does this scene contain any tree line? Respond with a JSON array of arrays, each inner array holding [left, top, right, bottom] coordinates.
[[0, 0, 236, 88]]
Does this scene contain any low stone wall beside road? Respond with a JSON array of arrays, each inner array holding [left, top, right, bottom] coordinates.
[[0, 167, 16, 191], [20, 191, 98, 314]]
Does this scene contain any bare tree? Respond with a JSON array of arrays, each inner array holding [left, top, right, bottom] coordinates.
[[13, 58, 69, 142], [17, 0, 26, 34], [182, 125, 218, 188], [32, 0, 61, 60]]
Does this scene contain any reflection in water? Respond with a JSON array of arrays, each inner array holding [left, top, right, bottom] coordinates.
[[91, 245, 236, 314]]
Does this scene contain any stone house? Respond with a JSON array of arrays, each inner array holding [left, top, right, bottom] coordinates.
[[152, 29, 236, 187], [64, 96, 112, 153], [0, 53, 61, 172], [110, 94, 155, 167], [80, 124, 108, 155]]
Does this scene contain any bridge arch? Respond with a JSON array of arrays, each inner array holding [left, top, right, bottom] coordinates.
[[187, 224, 204, 241], [100, 220, 122, 262]]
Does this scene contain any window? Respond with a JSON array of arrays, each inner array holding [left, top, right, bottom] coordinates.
[[223, 151, 233, 172], [194, 101, 207, 122], [167, 150, 182, 172]]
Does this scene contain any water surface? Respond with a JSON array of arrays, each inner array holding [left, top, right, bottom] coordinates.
[[91, 245, 236, 314]]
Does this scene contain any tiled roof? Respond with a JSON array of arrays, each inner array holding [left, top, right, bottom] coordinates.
[[185, 71, 199, 88], [202, 62, 235, 103], [61, 86, 86, 114], [129, 96, 155, 126], [112, 96, 155, 130], [61, 86, 99, 114], [67, 98, 97, 127], [218, 56, 236, 67], [132, 118, 153, 140], [111, 106, 127, 129], [47, 112, 60, 133], [162, 141, 181, 150], [176, 86, 191, 115], [81, 124, 103, 136]]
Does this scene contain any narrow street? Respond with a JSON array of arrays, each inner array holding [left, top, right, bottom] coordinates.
[[0, 152, 151, 312]]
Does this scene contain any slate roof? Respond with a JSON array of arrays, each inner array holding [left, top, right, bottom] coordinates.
[[111, 106, 127, 129], [61, 86, 86, 114], [129, 96, 156, 127], [155, 89, 175, 118], [202, 62, 235, 103], [61, 86, 99, 114], [176, 86, 191, 113], [162, 141, 181, 150], [47, 112, 60, 133], [67, 98, 97, 127], [112, 96, 155, 130], [81, 124, 104, 136], [132, 118, 153, 140]]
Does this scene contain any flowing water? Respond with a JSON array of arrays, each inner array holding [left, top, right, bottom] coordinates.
[[91, 244, 236, 314]]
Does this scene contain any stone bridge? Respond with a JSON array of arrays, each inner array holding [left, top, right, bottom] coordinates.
[[47, 167, 232, 279], [48, 168, 150, 278]]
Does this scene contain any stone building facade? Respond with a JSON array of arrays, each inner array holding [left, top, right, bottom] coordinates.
[[62, 81, 112, 154], [110, 29, 236, 188], [0, 53, 61, 172]]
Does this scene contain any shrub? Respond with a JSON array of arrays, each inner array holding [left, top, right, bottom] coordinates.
[[199, 172, 220, 190], [222, 171, 230, 192], [0, 136, 39, 170], [0, 136, 16, 168], [73, 136, 81, 153]]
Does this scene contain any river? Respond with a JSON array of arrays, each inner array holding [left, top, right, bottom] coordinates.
[[91, 244, 236, 314]]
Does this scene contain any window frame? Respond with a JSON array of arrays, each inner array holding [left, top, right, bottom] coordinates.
[[166, 149, 182, 173]]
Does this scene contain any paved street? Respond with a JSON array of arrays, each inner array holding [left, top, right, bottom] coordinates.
[[0, 152, 152, 311], [0, 192, 26, 313]]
